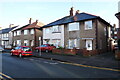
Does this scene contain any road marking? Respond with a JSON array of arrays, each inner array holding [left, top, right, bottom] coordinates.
[[0, 72, 14, 80], [0, 75, 3, 79], [58, 61, 120, 72]]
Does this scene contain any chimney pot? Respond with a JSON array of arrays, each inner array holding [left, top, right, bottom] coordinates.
[[70, 7, 74, 16], [113, 24, 116, 28], [75, 10, 80, 15], [29, 18, 32, 24], [9, 24, 14, 28], [36, 20, 38, 23]]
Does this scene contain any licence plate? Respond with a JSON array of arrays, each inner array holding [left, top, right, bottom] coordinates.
[[25, 54, 29, 55]]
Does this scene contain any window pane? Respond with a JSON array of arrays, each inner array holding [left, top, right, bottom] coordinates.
[[24, 40, 29, 46], [17, 30, 21, 35], [45, 28, 50, 33], [31, 29, 34, 34], [68, 22, 79, 31], [14, 32, 16, 36], [24, 30, 28, 35], [52, 25, 61, 32], [85, 20, 92, 30]]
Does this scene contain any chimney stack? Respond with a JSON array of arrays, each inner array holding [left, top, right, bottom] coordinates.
[[70, 7, 74, 16], [9, 24, 14, 28], [29, 18, 32, 24], [75, 10, 80, 15], [113, 24, 116, 28], [36, 19, 38, 23]]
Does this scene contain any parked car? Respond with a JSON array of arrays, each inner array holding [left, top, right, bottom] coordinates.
[[35, 44, 56, 52], [0, 46, 4, 52], [10, 46, 32, 57]]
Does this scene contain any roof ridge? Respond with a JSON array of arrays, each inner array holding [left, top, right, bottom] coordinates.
[[81, 12, 99, 17]]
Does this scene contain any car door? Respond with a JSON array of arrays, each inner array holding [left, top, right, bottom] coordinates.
[[17, 47, 22, 55], [12, 47, 18, 55]]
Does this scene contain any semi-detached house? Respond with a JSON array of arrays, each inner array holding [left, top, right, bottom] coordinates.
[[42, 8, 112, 51], [0, 26, 18, 49], [12, 19, 44, 49]]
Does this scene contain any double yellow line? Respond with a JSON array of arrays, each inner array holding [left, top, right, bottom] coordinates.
[[0, 72, 14, 80], [59, 61, 120, 72]]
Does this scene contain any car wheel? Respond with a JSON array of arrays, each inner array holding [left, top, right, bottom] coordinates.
[[10, 53, 13, 56], [45, 50, 48, 53], [19, 53, 22, 58]]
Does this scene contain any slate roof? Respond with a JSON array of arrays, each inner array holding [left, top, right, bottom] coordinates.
[[43, 12, 111, 28], [1, 26, 18, 34], [115, 12, 120, 19]]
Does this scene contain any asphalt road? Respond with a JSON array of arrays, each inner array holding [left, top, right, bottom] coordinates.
[[1, 53, 120, 79]]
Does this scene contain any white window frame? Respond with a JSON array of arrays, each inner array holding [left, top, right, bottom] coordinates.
[[52, 39, 61, 48], [68, 39, 78, 49], [16, 40, 21, 46], [14, 31, 16, 36], [24, 40, 29, 46], [86, 40, 92, 50], [45, 28, 50, 34], [6, 33, 8, 38], [85, 20, 92, 30], [24, 30, 28, 35], [17, 30, 21, 35], [68, 22, 79, 31], [30, 29, 34, 34], [52, 25, 61, 33]]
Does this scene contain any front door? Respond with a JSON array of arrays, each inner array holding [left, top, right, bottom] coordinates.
[[86, 40, 92, 50]]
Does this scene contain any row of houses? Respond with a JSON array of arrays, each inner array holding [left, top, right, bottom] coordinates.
[[0, 8, 118, 52]]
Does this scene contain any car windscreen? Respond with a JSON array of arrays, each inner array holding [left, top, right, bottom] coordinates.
[[40, 45, 47, 47], [22, 47, 31, 51]]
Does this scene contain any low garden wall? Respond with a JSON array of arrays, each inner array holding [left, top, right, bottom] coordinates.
[[115, 50, 120, 60], [52, 48, 107, 56]]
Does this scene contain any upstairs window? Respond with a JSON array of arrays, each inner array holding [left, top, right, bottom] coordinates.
[[45, 28, 50, 33], [85, 20, 92, 30], [6, 33, 8, 38], [17, 30, 21, 35], [68, 22, 79, 31], [52, 25, 61, 33], [14, 31, 16, 36], [30, 29, 34, 34], [24, 30, 28, 35]]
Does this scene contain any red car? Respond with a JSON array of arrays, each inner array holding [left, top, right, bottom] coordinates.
[[35, 44, 56, 52], [10, 46, 32, 57]]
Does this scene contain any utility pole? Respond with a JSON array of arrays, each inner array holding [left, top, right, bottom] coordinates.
[[39, 37, 41, 56]]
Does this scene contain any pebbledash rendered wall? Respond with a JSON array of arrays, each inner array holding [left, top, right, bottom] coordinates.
[[43, 25, 65, 47]]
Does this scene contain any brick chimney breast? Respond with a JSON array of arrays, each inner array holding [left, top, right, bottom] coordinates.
[[70, 7, 74, 16]]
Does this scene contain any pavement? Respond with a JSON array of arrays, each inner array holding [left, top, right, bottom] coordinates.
[[32, 51, 120, 70], [3, 49, 120, 70]]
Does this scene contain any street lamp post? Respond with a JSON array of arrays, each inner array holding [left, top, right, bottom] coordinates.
[[39, 37, 41, 56]]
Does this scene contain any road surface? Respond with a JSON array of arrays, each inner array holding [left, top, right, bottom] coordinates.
[[1, 53, 120, 79]]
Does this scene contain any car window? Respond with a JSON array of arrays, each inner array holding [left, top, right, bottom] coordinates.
[[15, 47, 19, 50], [40, 45, 47, 47], [22, 47, 31, 51]]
